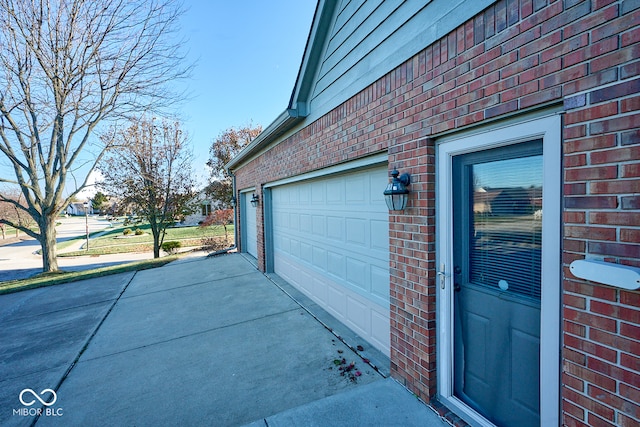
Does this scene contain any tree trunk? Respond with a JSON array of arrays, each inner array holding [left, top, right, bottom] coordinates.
[[153, 232, 160, 258], [40, 215, 59, 272], [150, 220, 161, 258]]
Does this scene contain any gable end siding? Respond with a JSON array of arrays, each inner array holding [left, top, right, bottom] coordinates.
[[308, 0, 496, 120]]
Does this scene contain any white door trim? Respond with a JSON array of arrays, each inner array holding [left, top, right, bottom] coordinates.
[[436, 114, 561, 426], [240, 189, 258, 258]]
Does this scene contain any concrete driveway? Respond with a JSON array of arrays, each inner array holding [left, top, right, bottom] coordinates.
[[0, 253, 447, 426]]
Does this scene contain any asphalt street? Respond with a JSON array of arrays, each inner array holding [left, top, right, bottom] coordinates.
[[0, 216, 153, 282]]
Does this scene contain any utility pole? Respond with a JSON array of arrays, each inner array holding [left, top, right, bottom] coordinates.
[[83, 201, 90, 250]]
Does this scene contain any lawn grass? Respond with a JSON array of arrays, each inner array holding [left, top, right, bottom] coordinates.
[[58, 223, 234, 256], [0, 256, 179, 295], [0, 225, 19, 239], [0, 224, 36, 240]]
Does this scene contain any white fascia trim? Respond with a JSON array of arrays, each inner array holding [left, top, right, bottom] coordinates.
[[225, 110, 301, 171], [265, 152, 388, 188]]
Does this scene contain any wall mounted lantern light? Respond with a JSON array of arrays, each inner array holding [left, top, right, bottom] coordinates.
[[230, 196, 237, 208], [383, 169, 411, 211], [250, 193, 259, 207]]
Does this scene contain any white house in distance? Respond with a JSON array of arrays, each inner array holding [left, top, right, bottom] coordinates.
[[181, 190, 217, 226], [65, 169, 102, 215], [65, 202, 92, 216], [228, 1, 640, 426]]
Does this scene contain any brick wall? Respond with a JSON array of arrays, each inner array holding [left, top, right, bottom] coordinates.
[[233, 0, 639, 424], [561, 21, 640, 427]]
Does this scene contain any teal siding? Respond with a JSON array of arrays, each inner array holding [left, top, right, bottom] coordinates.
[[306, 0, 496, 120]]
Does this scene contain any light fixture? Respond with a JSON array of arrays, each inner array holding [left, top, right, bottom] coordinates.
[[250, 193, 259, 207], [383, 169, 411, 211], [230, 196, 237, 208]]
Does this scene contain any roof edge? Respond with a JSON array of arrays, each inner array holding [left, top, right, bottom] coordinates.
[[226, 0, 338, 172], [225, 109, 302, 171], [289, 0, 338, 113]]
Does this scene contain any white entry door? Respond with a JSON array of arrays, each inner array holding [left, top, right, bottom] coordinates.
[[271, 165, 390, 355], [437, 115, 561, 427], [242, 191, 258, 258]]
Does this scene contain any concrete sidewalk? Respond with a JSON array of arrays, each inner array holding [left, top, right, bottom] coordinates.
[[1, 253, 448, 426]]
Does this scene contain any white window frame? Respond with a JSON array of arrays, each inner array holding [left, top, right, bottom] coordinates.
[[436, 114, 561, 426], [202, 203, 212, 217]]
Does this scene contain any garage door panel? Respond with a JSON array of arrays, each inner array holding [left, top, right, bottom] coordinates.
[[327, 216, 344, 240], [371, 309, 391, 350], [298, 186, 309, 203], [312, 181, 325, 202], [290, 239, 299, 257], [371, 265, 389, 300], [346, 296, 370, 336], [277, 210, 289, 228], [312, 246, 327, 270], [327, 180, 343, 203], [278, 232, 387, 273], [346, 175, 366, 203], [272, 165, 390, 355], [276, 225, 386, 258], [300, 241, 312, 263], [346, 218, 367, 245], [312, 277, 328, 305], [276, 253, 313, 295], [300, 214, 311, 230], [327, 252, 345, 277], [312, 215, 325, 235], [275, 234, 289, 253], [326, 283, 347, 318], [371, 219, 389, 250], [346, 257, 367, 289]]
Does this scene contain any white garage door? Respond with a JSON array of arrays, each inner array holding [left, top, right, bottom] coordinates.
[[242, 191, 258, 258], [271, 165, 390, 355]]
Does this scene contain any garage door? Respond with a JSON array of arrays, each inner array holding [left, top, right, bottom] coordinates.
[[242, 191, 258, 258], [271, 165, 390, 355]]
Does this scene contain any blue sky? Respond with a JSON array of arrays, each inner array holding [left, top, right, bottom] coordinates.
[[0, 1, 316, 198], [176, 1, 317, 182]]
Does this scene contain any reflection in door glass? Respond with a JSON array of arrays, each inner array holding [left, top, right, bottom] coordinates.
[[470, 155, 543, 300]]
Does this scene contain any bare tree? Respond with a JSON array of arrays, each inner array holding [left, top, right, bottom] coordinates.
[[0, 188, 34, 238], [99, 117, 196, 258], [0, 0, 189, 272], [205, 124, 262, 207]]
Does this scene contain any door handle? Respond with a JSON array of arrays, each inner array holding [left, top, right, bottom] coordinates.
[[437, 271, 449, 289], [438, 263, 449, 289]]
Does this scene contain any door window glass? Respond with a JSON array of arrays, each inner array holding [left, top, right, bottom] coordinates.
[[470, 154, 543, 300]]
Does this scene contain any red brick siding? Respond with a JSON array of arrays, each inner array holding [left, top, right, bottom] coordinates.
[[233, 0, 639, 424]]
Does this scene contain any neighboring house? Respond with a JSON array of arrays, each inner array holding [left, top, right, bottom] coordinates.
[[182, 191, 216, 225], [227, 1, 639, 426], [66, 202, 92, 216]]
